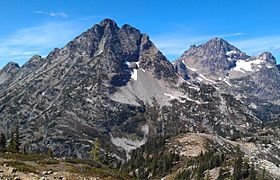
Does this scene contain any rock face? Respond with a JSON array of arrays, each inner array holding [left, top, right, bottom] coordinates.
[[175, 38, 280, 122], [0, 19, 180, 159], [0, 19, 279, 172], [175, 38, 249, 79], [0, 62, 20, 84]]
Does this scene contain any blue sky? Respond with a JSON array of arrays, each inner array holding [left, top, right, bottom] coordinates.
[[1, 0, 280, 67]]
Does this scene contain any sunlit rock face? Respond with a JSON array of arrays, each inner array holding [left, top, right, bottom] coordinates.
[[0, 19, 279, 168]]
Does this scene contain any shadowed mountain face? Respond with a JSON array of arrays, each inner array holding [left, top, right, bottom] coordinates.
[[0, 19, 279, 175]]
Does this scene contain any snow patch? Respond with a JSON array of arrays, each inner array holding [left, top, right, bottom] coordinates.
[[250, 102, 257, 109], [223, 78, 232, 86], [131, 69, 138, 81], [164, 92, 204, 104], [233, 58, 274, 73], [110, 134, 147, 160], [197, 77, 203, 82], [187, 85, 200, 91], [199, 74, 216, 84], [182, 61, 197, 72], [164, 93, 177, 100], [181, 95, 204, 104], [226, 50, 238, 55], [141, 124, 149, 135], [233, 60, 254, 73]]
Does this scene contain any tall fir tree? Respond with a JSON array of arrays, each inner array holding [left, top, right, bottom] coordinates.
[[249, 163, 256, 180], [232, 145, 243, 180], [0, 132, 7, 152], [90, 138, 100, 162], [7, 123, 20, 153]]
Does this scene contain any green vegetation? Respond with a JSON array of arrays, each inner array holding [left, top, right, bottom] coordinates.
[[67, 164, 132, 179], [37, 158, 60, 165], [2, 161, 37, 174], [0, 125, 132, 179], [0, 152, 49, 161], [174, 145, 258, 180], [90, 138, 101, 162], [7, 123, 20, 153], [0, 132, 6, 152], [122, 136, 179, 179], [175, 150, 227, 180]]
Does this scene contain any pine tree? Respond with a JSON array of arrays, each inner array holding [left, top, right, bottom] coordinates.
[[47, 148, 54, 157], [102, 144, 110, 165], [7, 131, 15, 153], [262, 167, 266, 180], [91, 138, 100, 162], [243, 158, 250, 178], [249, 163, 256, 180], [7, 124, 20, 153], [232, 145, 243, 180], [0, 132, 6, 152]]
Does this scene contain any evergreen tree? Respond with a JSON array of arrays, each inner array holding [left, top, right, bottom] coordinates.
[[243, 158, 250, 178], [7, 131, 15, 153], [7, 124, 20, 153], [249, 163, 256, 180], [0, 132, 6, 152], [91, 138, 100, 162], [232, 145, 243, 180], [262, 167, 266, 180], [47, 148, 54, 157], [102, 144, 110, 165]]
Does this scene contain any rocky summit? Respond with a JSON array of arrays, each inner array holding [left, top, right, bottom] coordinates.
[[0, 19, 280, 179]]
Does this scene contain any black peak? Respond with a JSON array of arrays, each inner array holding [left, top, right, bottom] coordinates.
[[209, 37, 227, 42], [99, 18, 118, 28], [203, 37, 241, 53], [206, 37, 231, 46], [98, 18, 120, 35]]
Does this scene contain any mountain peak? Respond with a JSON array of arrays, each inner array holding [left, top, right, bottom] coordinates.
[[2, 61, 20, 73], [207, 37, 228, 43], [258, 52, 276, 65], [204, 37, 238, 52], [99, 18, 118, 28], [177, 37, 247, 79]]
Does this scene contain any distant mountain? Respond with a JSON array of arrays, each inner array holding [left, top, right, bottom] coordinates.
[[175, 38, 280, 122], [175, 38, 249, 78], [0, 19, 279, 179]]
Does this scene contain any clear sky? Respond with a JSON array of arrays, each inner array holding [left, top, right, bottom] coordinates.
[[1, 0, 280, 67]]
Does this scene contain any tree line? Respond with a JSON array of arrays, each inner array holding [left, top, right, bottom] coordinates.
[[175, 145, 262, 180], [0, 123, 21, 153]]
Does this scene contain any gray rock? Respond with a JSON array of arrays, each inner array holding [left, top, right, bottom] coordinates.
[[0, 19, 275, 164]]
